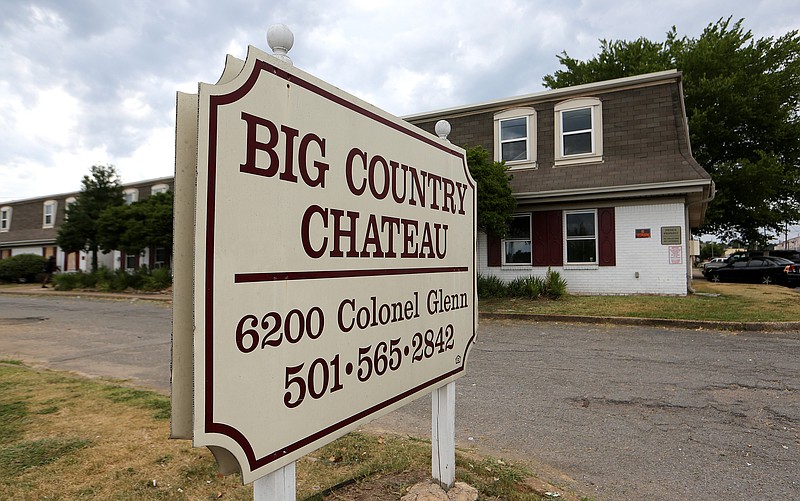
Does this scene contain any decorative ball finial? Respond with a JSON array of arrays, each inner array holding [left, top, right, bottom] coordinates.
[[267, 23, 294, 65], [435, 120, 451, 141]]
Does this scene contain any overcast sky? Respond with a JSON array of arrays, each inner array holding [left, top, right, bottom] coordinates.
[[2, 0, 798, 204]]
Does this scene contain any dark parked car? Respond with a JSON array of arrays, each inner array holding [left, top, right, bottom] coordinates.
[[701, 253, 749, 276], [706, 256, 791, 285], [783, 263, 800, 288]]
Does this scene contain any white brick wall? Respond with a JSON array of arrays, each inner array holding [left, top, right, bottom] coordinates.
[[478, 201, 689, 295]]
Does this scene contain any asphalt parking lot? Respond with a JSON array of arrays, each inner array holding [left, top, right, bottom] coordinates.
[[0, 291, 797, 500]]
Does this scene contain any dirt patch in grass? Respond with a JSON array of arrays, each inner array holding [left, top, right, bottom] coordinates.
[[0, 362, 565, 500]]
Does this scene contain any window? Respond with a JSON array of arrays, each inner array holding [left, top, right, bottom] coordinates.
[[503, 215, 532, 265], [123, 188, 139, 205], [153, 247, 167, 268], [125, 253, 138, 270], [565, 210, 597, 264], [554, 98, 602, 165], [494, 108, 536, 168], [488, 207, 615, 268], [151, 184, 169, 195], [42, 200, 57, 228], [0, 207, 10, 232]]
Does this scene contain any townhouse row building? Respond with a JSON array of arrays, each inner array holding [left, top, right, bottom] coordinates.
[[0, 177, 174, 273]]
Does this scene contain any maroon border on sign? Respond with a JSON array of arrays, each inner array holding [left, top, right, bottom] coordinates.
[[203, 56, 476, 474]]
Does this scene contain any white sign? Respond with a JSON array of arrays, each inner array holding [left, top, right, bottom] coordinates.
[[669, 245, 683, 264], [190, 47, 476, 483]]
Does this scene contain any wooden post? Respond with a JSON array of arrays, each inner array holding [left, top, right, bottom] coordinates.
[[254, 462, 296, 500], [432, 381, 456, 488]]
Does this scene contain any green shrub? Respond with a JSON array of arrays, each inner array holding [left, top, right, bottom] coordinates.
[[0, 254, 46, 283], [524, 275, 546, 298], [52, 272, 82, 291], [52, 266, 171, 292], [477, 271, 567, 300], [477, 274, 507, 298], [544, 268, 568, 299], [506, 277, 529, 297]]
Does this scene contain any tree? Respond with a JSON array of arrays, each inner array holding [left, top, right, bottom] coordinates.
[[699, 241, 726, 261], [57, 165, 124, 271], [466, 146, 517, 237], [96, 191, 173, 258], [543, 18, 800, 247]]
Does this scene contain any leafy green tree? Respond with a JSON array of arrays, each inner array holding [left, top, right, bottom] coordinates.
[[699, 241, 726, 261], [57, 165, 124, 271], [466, 146, 517, 237], [97, 191, 173, 257], [543, 17, 800, 247]]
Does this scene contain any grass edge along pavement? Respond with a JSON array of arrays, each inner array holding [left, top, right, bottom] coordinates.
[[479, 280, 800, 328], [0, 361, 587, 500], [3, 277, 800, 329]]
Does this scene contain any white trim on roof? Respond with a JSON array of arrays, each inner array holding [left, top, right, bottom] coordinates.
[[403, 70, 681, 122]]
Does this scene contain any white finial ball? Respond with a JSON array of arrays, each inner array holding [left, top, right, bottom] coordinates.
[[267, 23, 294, 63], [435, 120, 451, 140]]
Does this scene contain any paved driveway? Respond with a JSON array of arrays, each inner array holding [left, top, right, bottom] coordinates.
[[0, 293, 797, 500]]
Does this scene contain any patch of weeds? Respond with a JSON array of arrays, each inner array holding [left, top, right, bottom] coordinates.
[[0, 360, 23, 366], [34, 405, 59, 415], [0, 437, 92, 476], [101, 386, 170, 420], [301, 433, 431, 498], [114, 466, 138, 480], [181, 458, 218, 481], [0, 400, 28, 443], [456, 455, 540, 500]]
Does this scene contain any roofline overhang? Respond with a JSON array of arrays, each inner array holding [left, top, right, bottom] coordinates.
[[0, 238, 58, 247], [403, 69, 681, 122], [2, 174, 175, 205]]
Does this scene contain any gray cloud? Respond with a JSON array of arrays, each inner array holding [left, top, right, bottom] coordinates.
[[1, 0, 798, 202]]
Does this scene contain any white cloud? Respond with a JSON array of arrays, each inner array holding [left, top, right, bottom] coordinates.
[[1, 0, 799, 202]]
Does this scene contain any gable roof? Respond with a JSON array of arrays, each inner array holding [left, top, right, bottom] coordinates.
[[404, 70, 714, 226]]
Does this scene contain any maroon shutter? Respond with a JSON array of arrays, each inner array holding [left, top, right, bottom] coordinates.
[[487, 234, 502, 267], [598, 207, 616, 266], [533, 210, 563, 266]]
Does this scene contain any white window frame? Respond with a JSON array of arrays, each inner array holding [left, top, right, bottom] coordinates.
[[0, 206, 11, 232], [564, 209, 598, 265], [151, 183, 169, 195], [503, 214, 532, 265], [125, 253, 139, 271], [494, 108, 537, 169], [42, 200, 57, 228], [123, 188, 139, 205], [554, 98, 603, 166]]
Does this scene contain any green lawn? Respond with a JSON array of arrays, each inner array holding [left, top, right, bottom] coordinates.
[[479, 280, 800, 323]]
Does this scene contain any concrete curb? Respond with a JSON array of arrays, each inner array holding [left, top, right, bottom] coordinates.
[[479, 312, 800, 334]]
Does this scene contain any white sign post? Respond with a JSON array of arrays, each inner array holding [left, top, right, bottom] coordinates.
[[172, 25, 476, 495]]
